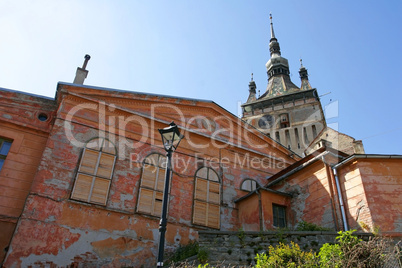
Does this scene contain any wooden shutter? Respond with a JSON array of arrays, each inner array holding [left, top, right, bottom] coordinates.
[[193, 167, 221, 229], [209, 181, 220, 204], [153, 191, 164, 216], [137, 153, 167, 216], [71, 174, 93, 201], [156, 167, 166, 192], [193, 200, 207, 226], [90, 178, 110, 205], [79, 149, 99, 175], [71, 138, 116, 206], [141, 164, 157, 188], [207, 203, 220, 228], [195, 178, 208, 201], [137, 188, 153, 214], [97, 154, 115, 178]]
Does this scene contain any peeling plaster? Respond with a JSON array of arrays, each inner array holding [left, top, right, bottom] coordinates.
[[18, 224, 143, 267]]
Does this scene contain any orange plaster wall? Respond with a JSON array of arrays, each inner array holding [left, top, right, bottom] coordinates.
[[270, 161, 338, 229], [260, 191, 290, 230], [0, 122, 49, 264], [337, 160, 371, 232], [339, 158, 402, 235], [237, 194, 260, 231]]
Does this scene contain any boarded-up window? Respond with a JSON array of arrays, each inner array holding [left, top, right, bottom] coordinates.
[[193, 167, 221, 229], [0, 137, 12, 172], [240, 179, 259, 192], [273, 204, 286, 228], [137, 153, 168, 217], [71, 138, 116, 206]]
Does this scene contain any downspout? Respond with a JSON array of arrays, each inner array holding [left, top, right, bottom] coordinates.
[[323, 162, 339, 231], [332, 167, 349, 231], [256, 189, 264, 231]]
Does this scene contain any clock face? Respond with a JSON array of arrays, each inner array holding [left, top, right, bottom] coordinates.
[[258, 115, 273, 129]]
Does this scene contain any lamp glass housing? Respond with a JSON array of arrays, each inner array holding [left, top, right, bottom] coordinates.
[[158, 122, 183, 151]]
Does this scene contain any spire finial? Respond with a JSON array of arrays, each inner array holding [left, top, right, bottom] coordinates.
[[270, 12, 276, 39], [251, 73, 254, 81], [300, 58, 303, 68]]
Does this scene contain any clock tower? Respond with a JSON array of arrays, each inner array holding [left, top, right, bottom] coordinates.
[[241, 15, 326, 156]]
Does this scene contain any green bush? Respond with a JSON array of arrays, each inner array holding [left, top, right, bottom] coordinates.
[[197, 248, 209, 264], [318, 243, 342, 268], [296, 221, 332, 231], [166, 241, 199, 264], [255, 241, 319, 267], [319, 229, 390, 268]]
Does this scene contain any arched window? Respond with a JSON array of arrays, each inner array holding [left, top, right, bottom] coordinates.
[[240, 179, 259, 192], [312, 125, 317, 139], [71, 138, 116, 206], [137, 153, 167, 216], [279, 113, 290, 128], [193, 167, 220, 229]]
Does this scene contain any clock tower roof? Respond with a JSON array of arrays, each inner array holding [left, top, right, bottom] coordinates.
[[257, 14, 308, 101]]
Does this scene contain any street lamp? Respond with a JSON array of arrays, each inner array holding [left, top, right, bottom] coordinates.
[[157, 122, 183, 268]]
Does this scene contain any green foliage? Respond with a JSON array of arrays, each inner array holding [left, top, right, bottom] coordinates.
[[237, 227, 246, 247], [319, 229, 390, 268], [168, 241, 199, 264], [274, 229, 287, 244], [197, 248, 209, 264], [255, 241, 319, 267], [318, 243, 342, 268], [296, 221, 332, 231]]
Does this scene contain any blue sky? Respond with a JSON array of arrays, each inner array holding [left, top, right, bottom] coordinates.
[[0, 0, 401, 154]]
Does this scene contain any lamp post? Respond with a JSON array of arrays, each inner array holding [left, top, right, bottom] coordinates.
[[157, 122, 183, 268]]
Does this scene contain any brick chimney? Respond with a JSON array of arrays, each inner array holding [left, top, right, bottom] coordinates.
[[73, 54, 91, 84]]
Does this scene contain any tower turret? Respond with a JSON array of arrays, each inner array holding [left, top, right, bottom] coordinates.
[[299, 59, 312, 90], [246, 73, 257, 103]]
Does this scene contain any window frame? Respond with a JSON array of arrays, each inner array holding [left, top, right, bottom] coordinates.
[[0, 137, 13, 172], [272, 204, 287, 228], [192, 166, 221, 229], [240, 178, 259, 192], [70, 138, 117, 206]]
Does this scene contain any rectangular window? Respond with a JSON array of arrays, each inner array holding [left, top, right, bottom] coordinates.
[[0, 138, 12, 171], [273, 204, 286, 228]]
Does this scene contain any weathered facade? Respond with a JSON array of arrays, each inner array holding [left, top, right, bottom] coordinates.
[[0, 89, 56, 264], [1, 82, 297, 267], [1, 15, 401, 267], [1, 80, 401, 267], [236, 147, 402, 238]]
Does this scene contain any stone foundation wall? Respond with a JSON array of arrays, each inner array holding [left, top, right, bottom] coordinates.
[[198, 231, 373, 266]]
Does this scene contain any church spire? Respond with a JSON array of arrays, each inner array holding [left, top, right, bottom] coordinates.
[[269, 13, 281, 57], [262, 14, 299, 99], [270, 13, 276, 40]]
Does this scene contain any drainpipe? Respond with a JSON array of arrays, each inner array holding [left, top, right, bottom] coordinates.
[[323, 162, 339, 231], [332, 168, 349, 231], [256, 189, 264, 231]]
